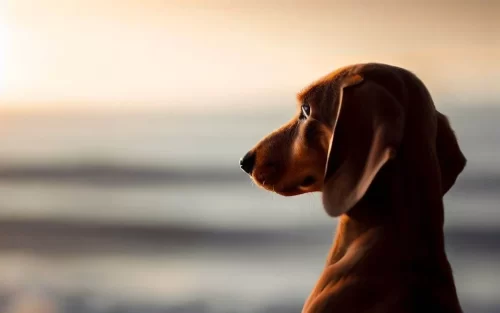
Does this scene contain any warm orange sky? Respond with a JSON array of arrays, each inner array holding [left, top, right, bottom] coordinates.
[[0, 0, 498, 111]]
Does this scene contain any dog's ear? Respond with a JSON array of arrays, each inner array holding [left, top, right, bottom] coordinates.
[[322, 77, 404, 217], [436, 112, 466, 195]]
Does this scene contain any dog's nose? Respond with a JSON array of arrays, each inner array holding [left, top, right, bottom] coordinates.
[[240, 151, 256, 174]]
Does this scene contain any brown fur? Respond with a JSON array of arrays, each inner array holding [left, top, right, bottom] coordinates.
[[242, 63, 466, 313]]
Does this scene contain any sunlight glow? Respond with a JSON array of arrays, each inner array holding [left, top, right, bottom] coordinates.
[[0, 1, 498, 111], [0, 20, 9, 95]]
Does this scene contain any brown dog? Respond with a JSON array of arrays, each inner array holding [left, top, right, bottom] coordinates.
[[240, 63, 466, 313]]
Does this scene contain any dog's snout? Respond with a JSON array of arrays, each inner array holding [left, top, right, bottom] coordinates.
[[240, 151, 256, 174]]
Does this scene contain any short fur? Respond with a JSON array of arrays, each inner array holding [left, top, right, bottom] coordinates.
[[242, 63, 466, 313]]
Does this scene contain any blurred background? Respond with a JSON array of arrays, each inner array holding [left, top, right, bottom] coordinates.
[[0, 0, 499, 312]]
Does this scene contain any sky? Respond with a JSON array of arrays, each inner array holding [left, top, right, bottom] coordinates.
[[0, 0, 498, 111]]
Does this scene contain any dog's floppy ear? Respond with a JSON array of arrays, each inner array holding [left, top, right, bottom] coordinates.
[[322, 77, 404, 217], [436, 112, 466, 195]]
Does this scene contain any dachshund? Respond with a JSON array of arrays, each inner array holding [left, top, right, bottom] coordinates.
[[240, 63, 466, 313]]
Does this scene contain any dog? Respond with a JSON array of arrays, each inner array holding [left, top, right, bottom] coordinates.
[[240, 63, 466, 313]]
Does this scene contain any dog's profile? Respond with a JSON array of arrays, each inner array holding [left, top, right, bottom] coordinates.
[[240, 63, 466, 313]]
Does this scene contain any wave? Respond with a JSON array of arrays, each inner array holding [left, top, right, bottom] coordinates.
[[0, 164, 498, 194], [0, 219, 498, 255]]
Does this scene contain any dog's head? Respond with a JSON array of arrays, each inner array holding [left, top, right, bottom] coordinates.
[[240, 64, 466, 217]]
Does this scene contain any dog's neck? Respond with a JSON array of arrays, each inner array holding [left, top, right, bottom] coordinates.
[[321, 160, 462, 312], [326, 158, 448, 265]]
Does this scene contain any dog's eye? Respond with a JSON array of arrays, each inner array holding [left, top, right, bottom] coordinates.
[[301, 104, 311, 119]]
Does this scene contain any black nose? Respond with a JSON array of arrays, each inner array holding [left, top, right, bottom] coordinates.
[[240, 151, 256, 174]]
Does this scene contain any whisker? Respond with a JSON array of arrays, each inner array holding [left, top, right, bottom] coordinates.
[[249, 179, 257, 188], [271, 185, 277, 201], [308, 192, 315, 215]]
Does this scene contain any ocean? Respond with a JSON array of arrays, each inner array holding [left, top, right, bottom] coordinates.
[[0, 106, 498, 313]]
